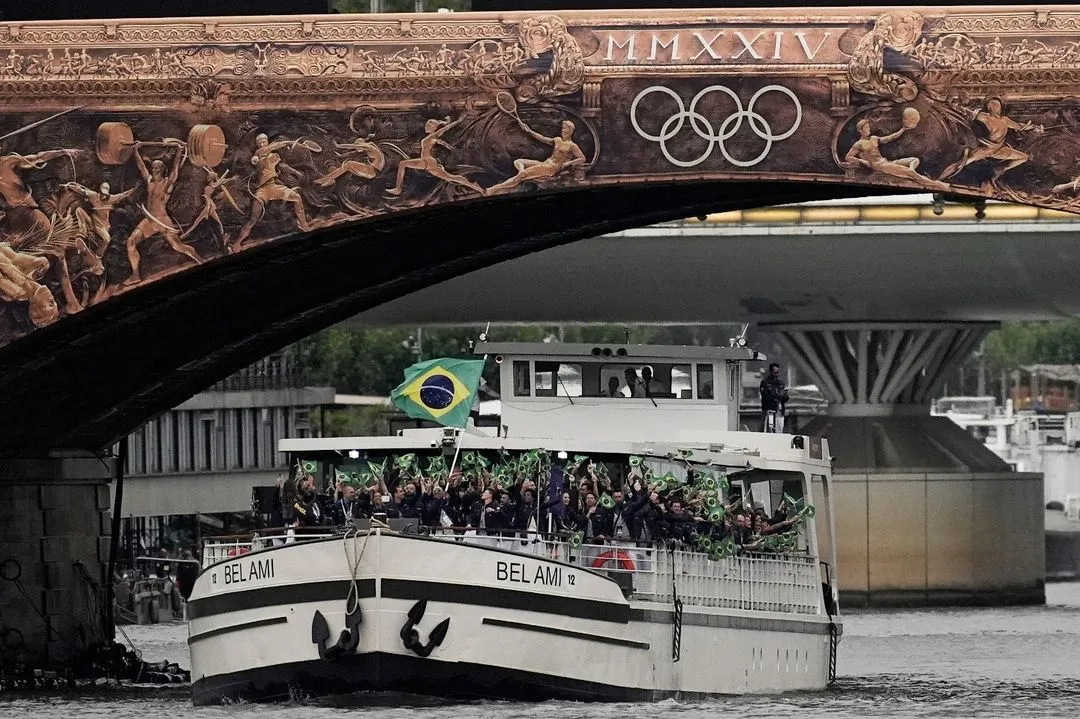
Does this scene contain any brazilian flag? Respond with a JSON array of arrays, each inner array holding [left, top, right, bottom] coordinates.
[[390, 357, 486, 429]]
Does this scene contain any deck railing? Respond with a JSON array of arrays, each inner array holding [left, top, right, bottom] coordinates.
[[651, 549, 820, 614], [201, 527, 823, 616], [200, 528, 338, 567]]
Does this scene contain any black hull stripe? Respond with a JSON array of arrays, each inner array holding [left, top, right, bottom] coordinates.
[[187, 580, 373, 619], [188, 577, 628, 624], [382, 579, 629, 624], [188, 616, 288, 644], [482, 617, 649, 649], [191, 652, 773, 706]]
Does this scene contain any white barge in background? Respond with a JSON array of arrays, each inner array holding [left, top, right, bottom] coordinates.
[[187, 341, 842, 704]]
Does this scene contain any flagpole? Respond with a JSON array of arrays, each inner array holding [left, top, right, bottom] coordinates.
[[535, 465, 542, 549], [446, 324, 491, 485], [447, 430, 467, 482]]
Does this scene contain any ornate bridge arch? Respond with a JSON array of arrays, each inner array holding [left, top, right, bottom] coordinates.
[[0, 6, 1078, 448]]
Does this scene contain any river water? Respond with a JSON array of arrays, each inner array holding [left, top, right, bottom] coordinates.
[[3, 582, 1079, 718]]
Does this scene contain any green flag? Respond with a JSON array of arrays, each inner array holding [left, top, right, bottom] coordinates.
[[390, 357, 486, 429]]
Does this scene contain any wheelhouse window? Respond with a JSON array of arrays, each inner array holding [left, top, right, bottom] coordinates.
[[534, 362, 582, 397], [697, 364, 715, 400], [519, 360, 721, 399], [513, 361, 532, 397], [671, 364, 692, 398], [596, 363, 690, 398]]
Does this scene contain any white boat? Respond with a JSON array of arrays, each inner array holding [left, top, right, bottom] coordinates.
[[187, 341, 842, 704]]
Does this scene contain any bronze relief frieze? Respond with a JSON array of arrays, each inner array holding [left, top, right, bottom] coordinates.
[[0, 7, 1079, 347]]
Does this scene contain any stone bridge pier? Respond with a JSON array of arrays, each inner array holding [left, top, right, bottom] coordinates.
[[0, 452, 114, 670], [764, 322, 1045, 607]]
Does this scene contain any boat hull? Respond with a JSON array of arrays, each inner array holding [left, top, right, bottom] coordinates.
[[193, 650, 684, 704], [188, 532, 837, 705]]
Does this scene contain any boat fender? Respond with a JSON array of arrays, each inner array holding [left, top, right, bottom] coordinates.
[[591, 549, 636, 571], [399, 599, 450, 658]]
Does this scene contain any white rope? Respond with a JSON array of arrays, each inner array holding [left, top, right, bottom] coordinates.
[[342, 526, 372, 616]]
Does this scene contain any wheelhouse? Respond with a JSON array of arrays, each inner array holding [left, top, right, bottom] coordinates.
[[476, 341, 763, 441]]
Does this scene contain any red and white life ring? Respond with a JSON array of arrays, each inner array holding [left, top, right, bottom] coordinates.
[[227, 547, 250, 557], [591, 549, 636, 571]]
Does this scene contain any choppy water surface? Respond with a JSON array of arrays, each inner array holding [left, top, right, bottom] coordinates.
[[3, 582, 1080, 718]]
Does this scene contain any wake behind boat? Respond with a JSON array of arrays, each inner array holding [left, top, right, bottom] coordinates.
[[187, 340, 842, 704]]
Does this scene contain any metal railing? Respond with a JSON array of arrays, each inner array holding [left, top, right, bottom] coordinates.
[[208, 352, 308, 392], [200, 528, 338, 567], [201, 527, 824, 616], [646, 549, 819, 614]]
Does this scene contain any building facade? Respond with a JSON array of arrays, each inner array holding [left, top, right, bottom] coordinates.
[[113, 352, 334, 556]]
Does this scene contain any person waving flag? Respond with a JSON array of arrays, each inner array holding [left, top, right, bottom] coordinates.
[[390, 357, 486, 429]]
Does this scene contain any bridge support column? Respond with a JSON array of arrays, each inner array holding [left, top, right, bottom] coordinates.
[[763, 322, 1045, 608], [0, 451, 114, 670]]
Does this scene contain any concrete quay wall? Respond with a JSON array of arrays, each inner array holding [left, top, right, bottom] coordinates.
[[830, 471, 1045, 607]]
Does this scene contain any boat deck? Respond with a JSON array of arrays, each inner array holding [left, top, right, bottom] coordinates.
[[202, 528, 828, 617]]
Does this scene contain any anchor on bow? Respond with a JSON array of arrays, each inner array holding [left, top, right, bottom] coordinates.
[[311, 605, 363, 660], [399, 599, 450, 658]]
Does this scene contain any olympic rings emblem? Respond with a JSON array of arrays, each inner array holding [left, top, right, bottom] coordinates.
[[629, 84, 802, 169]]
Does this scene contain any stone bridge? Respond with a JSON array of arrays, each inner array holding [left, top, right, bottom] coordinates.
[[1, 6, 1080, 449]]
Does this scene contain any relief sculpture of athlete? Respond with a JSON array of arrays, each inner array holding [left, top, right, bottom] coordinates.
[[62, 181, 136, 256], [486, 119, 586, 196], [123, 139, 202, 285], [228, 133, 315, 254], [939, 97, 1043, 188], [0, 146, 82, 236]]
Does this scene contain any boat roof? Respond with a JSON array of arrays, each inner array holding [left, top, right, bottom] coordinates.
[[279, 429, 829, 473], [473, 341, 765, 362]]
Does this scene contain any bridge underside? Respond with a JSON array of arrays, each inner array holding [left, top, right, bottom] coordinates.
[[0, 182, 863, 451]]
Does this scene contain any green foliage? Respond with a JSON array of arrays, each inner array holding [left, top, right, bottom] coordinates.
[[293, 326, 472, 396], [313, 405, 389, 437], [983, 321, 1080, 370]]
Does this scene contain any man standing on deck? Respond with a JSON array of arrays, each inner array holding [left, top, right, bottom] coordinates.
[[331, 483, 361, 525], [760, 362, 789, 434]]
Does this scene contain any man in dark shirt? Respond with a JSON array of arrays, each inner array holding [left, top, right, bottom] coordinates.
[[389, 485, 410, 518], [759, 362, 789, 433], [293, 482, 327, 527], [330, 483, 362, 525], [666, 500, 696, 543], [420, 482, 451, 528], [733, 513, 754, 546]]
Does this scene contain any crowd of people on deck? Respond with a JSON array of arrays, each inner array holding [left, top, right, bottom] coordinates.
[[271, 452, 812, 559]]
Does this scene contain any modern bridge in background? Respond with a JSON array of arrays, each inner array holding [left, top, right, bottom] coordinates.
[[354, 192, 1059, 607], [354, 193, 1080, 325], [0, 4, 1076, 668]]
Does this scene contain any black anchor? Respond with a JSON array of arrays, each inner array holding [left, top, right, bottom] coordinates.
[[311, 604, 363, 661], [399, 599, 450, 658]]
